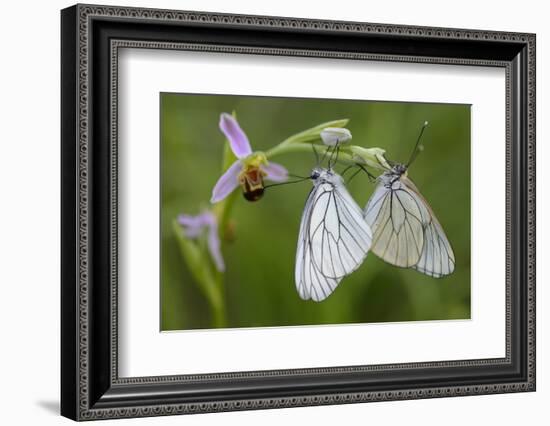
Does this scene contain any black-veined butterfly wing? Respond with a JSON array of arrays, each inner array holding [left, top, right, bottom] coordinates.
[[402, 177, 456, 277], [295, 183, 341, 301], [295, 173, 372, 301], [364, 179, 425, 268], [364, 175, 455, 277]]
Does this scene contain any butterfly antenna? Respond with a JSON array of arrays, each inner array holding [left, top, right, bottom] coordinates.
[[328, 141, 340, 170], [289, 173, 309, 179], [385, 155, 396, 168], [320, 145, 333, 166], [356, 163, 377, 182], [311, 143, 320, 166], [406, 121, 429, 168], [346, 167, 363, 184], [264, 177, 310, 190], [344, 163, 376, 184], [340, 164, 354, 177]]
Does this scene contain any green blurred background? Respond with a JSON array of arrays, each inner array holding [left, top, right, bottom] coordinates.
[[160, 93, 471, 331]]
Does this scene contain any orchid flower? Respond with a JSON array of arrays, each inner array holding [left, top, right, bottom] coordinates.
[[178, 211, 225, 272], [211, 113, 288, 203]]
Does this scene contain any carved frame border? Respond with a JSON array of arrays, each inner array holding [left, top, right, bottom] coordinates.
[[61, 3, 535, 420]]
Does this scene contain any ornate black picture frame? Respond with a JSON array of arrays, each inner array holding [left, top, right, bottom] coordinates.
[[61, 3, 536, 421]]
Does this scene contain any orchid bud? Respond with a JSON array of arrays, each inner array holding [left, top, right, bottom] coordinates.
[[349, 146, 391, 170], [320, 127, 352, 146]]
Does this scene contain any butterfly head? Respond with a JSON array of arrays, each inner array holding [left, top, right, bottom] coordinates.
[[310, 168, 322, 180], [379, 163, 408, 188], [391, 163, 408, 176], [310, 167, 341, 185]]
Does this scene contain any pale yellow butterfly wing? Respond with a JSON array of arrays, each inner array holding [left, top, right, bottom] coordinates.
[[402, 177, 455, 277], [364, 178, 424, 268]]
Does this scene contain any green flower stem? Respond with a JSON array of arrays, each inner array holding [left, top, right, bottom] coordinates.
[[210, 189, 238, 328], [203, 128, 240, 328], [266, 118, 389, 173], [279, 118, 350, 144], [267, 142, 354, 162], [211, 271, 227, 328], [268, 142, 389, 173], [214, 141, 239, 230], [265, 118, 349, 158], [173, 220, 226, 327]]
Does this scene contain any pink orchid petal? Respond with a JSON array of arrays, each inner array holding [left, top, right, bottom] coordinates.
[[178, 215, 203, 238], [178, 214, 201, 227], [200, 211, 216, 226], [262, 162, 288, 182], [178, 212, 212, 238], [211, 160, 242, 203], [207, 221, 225, 272], [219, 113, 253, 158], [178, 211, 225, 272]]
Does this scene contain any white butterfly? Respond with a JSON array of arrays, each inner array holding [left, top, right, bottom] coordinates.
[[295, 167, 373, 301], [364, 162, 455, 277]]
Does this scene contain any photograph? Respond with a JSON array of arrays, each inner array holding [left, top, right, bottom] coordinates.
[[160, 93, 471, 331]]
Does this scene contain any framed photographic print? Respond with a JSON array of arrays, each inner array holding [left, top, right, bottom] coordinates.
[[61, 3, 536, 421]]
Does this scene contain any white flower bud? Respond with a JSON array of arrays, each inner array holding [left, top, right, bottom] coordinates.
[[320, 127, 352, 146], [349, 146, 391, 171]]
